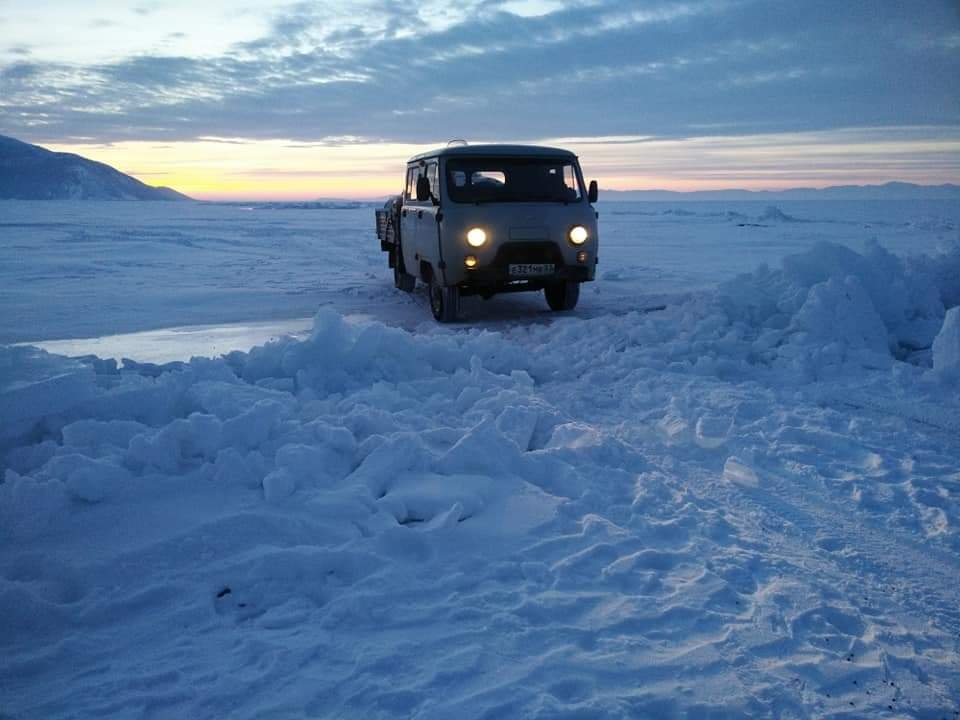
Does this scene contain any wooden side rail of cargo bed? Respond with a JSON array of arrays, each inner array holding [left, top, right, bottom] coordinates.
[[375, 202, 400, 252]]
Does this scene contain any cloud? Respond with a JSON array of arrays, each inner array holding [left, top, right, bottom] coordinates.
[[133, 2, 160, 17], [553, 126, 960, 188], [0, 0, 957, 151]]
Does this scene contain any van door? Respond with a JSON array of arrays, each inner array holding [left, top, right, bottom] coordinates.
[[414, 160, 441, 280], [399, 164, 420, 276]]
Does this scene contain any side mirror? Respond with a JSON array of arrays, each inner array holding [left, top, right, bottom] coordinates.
[[588, 180, 598, 204], [416, 175, 431, 202]]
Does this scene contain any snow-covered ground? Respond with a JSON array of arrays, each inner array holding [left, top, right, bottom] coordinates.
[[2, 199, 956, 346], [2, 199, 959, 718]]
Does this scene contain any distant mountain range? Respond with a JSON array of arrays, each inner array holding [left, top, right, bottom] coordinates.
[[0, 134, 191, 201], [600, 182, 960, 202], [2, 132, 956, 203]]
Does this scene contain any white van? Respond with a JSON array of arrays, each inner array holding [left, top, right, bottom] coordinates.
[[376, 144, 599, 322]]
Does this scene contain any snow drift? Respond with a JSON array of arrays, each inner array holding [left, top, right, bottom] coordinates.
[[717, 238, 960, 375]]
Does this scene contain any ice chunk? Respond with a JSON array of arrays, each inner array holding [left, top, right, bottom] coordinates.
[[424, 501, 466, 531], [760, 205, 799, 223], [221, 399, 286, 450], [546, 422, 602, 449], [932, 307, 960, 378], [44, 454, 131, 503], [61, 419, 148, 452], [379, 473, 487, 527], [792, 275, 889, 355], [188, 379, 289, 420], [273, 434, 355, 488], [695, 414, 730, 449], [656, 413, 689, 444], [437, 418, 523, 476], [723, 456, 759, 487], [496, 405, 539, 451], [127, 413, 222, 472], [213, 447, 262, 488], [262, 468, 297, 502], [0, 346, 97, 445], [0, 472, 68, 539]]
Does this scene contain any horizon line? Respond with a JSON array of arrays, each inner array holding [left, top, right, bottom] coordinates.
[[179, 180, 960, 203]]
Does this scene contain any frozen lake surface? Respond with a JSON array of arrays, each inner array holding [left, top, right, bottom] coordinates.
[[3, 198, 957, 351], [2, 199, 959, 719]]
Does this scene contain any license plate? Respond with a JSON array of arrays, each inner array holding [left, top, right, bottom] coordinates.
[[508, 263, 554, 277]]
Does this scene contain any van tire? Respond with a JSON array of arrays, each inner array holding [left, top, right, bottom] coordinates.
[[545, 281, 580, 311], [393, 246, 415, 292], [430, 280, 459, 323]]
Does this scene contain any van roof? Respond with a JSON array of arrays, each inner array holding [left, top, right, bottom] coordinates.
[[408, 144, 577, 163]]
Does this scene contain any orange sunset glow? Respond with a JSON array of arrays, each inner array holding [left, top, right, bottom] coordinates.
[[44, 128, 960, 201]]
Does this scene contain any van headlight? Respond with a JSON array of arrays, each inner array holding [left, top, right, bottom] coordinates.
[[569, 225, 588, 245], [466, 228, 487, 248]]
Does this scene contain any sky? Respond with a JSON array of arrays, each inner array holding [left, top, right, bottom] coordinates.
[[1, 0, 959, 199]]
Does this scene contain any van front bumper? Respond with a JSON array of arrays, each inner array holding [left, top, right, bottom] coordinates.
[[459, 264, 592, 294], [452, 241, 595, 295]]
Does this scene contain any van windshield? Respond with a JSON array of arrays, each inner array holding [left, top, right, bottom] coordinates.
[[445, 157, 583, 203]]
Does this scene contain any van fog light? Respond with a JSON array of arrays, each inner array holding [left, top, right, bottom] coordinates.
[[569, 225, 588, 245], [466, 228, 487, 248], [576, 251, 588, 263], [464, 255, 478, 269]]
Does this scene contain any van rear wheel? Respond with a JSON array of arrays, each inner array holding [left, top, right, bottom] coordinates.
[[429, 279, 459, 323], [545, 280, 580, 311]]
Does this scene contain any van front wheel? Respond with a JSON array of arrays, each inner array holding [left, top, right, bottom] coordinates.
[[393, 248, 415, 292], [545, 281, 580, 311], [429, 280, 459, 323]]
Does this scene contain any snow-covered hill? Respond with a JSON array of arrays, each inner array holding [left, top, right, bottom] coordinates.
[[0, 134, 190, 201]]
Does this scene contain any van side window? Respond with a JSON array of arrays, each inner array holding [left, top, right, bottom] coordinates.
[[426, 162, 439, 201], [405, 166, 420, 201], [562, 165, 581, 200]]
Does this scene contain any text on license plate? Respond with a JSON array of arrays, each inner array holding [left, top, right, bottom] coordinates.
[[508, 263, 555, 276]]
